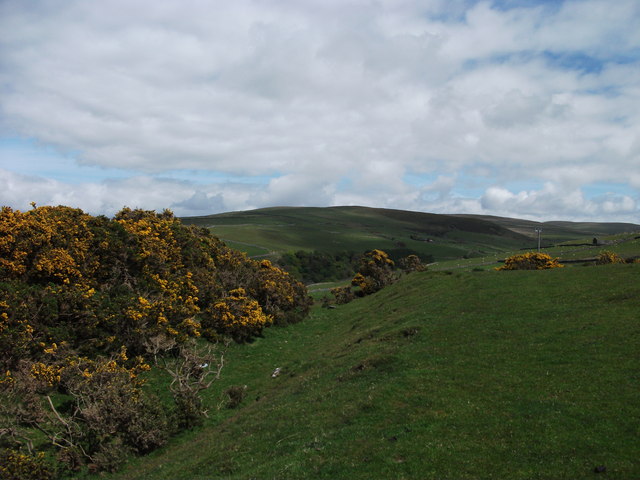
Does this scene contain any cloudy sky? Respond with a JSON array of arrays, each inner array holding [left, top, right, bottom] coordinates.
[[1, 0, 639, 221]]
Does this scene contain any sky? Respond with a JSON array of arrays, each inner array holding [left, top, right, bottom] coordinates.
[[1, 0, 639, 222]]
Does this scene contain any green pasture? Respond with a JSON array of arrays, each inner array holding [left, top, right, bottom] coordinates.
[[109, 263, 640, 480]]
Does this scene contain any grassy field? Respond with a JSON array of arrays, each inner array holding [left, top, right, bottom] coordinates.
[[109, 263, 640, 480]]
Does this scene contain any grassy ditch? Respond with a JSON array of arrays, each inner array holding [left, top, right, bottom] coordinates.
[[109, 264, 640, 480]]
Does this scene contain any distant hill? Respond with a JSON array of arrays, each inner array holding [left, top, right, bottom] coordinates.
[[454, 214, 640, 242], [181, 206, 640, 261]]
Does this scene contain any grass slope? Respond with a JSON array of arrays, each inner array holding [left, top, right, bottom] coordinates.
[[428, 231, 640, 272], [182, 206, 536, 261], [455, 214, 640, 243], [111, 264, 640, 480]]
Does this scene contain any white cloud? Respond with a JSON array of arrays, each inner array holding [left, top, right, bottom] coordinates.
[[479, 184, 637, 221], [0, 0, 638, 222]]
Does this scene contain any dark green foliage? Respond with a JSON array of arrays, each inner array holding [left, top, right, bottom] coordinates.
[[330, 285, 355, 305], [278, 249, 432, 284], [278, 250, 361, 283]]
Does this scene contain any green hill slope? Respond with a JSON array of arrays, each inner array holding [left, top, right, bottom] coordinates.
[[183, 207, 640, 262], [111, 264, 640, 480], [455, 214, 640, 243], [182, 206, 537, 261]]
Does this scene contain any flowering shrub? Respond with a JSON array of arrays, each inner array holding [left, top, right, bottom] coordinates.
[[497, 252, 564, 270], [247, 259, 312, 326], [351, 249, 396, 295], [596, 251, 625, 265], [0, 204, 310, 475], [0, 205, 310, 360], [0, 449, 54, 480], [207, 288, 272, 343]]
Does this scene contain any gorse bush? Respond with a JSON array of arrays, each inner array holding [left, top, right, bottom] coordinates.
[[399, 254, 427, 273], [497, 252, 564, 270], [329, 249, 397, 305], [0, 204, 311, 475], [330, 285, 355, 305], [351, 249, 396, 295], [0, 449, 54, 480], [0, 205, 310, 369], [595, 251, 625, 265], [209, 288, 272, 343]]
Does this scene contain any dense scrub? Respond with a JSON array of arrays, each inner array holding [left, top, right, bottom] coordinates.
[[497, 252, 564, 270], [595, 250, 626, 265], [0, 205, 311, 475], [329, 249, 426, 304], [277, 250, 361, 284], [278, 249, 432, 284]]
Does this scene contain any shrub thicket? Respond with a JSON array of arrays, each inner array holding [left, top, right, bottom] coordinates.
[[0, 204, 311, 474], [351, 249, 396, 295], [278, 250, 361, 283], [399, 254, 427, 273], [0, 205, 311, 368], [595, 251, 625, 265], [497, 252, 564, 270]]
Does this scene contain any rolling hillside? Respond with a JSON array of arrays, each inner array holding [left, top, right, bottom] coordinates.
[[181, 206, 530, 261], [110, 263, 640, 480], [455, 214, 640, 242], [182, 206, 640, 262]]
